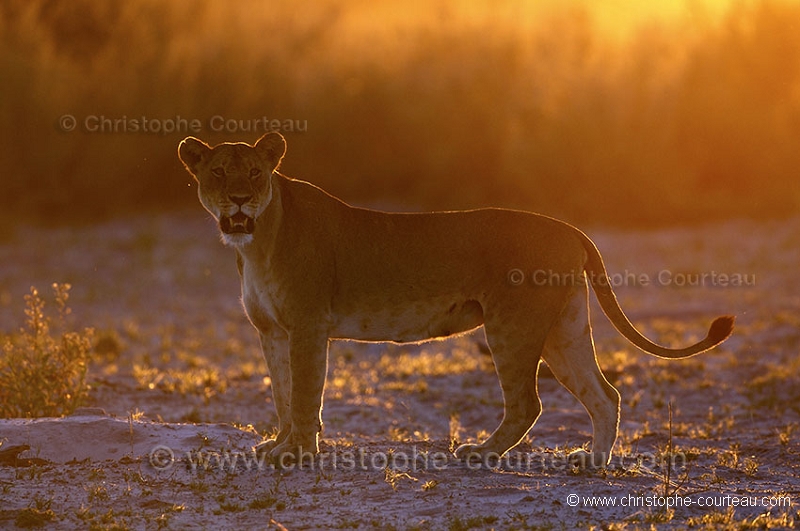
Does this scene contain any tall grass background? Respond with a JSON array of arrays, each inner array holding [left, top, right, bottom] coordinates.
[[1, 0, 799, 226]]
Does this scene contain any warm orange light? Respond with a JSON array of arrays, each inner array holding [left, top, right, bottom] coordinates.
[[337, 0, 738, 41]]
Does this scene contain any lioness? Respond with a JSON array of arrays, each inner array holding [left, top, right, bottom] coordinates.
[[178, 132, 733, 467]]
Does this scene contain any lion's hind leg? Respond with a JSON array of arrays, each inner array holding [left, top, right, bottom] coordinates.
[[454, 305, 559, 461], [542, 280, 621, 468]]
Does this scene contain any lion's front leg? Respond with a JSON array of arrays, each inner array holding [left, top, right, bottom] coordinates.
[[254, 326, 291, 456], [268, 331, 328, 462]]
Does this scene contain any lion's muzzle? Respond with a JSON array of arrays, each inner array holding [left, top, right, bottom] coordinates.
[[220, 212, 255, 235]]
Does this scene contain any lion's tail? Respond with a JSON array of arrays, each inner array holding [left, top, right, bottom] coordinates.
[[576, 229, 734, 359]]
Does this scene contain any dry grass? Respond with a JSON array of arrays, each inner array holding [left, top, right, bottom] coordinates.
[[0, 214, 797, 528]]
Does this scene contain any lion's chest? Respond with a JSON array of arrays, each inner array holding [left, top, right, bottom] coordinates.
[[240, 263, 283, 331]]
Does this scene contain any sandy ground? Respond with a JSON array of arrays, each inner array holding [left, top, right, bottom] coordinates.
[[0, 212, 798, 529]]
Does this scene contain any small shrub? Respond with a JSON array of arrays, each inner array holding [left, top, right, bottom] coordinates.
[[0, 284, 94, 418], [15, 496, 57, 529], [15, 507, 56, 529]]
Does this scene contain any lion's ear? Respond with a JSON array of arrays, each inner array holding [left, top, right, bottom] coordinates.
[[178, 137, 211, 177], [254, 132, 287, 171]]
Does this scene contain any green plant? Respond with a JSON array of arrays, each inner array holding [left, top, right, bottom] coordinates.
[[0, 284, 94, 418]]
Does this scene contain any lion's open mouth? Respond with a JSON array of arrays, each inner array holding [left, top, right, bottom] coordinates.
[[220, 212, 255, 235]]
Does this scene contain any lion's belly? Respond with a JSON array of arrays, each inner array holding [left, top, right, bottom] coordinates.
[[329, 297, 484, 343]]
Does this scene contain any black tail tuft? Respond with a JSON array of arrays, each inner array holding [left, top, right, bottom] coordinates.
[[708, 315, 735, 344]]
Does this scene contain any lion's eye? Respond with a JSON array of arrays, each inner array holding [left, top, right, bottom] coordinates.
[[211, 167, 225, 177], [249, 168, 262, 178]]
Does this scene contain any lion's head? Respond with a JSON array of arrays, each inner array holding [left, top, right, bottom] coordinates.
[[178, 132, 286, 246]]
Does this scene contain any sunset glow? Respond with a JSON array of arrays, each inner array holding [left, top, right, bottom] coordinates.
[[1, 2, 799, 527], [338, 0, 738, 40], [2, 0, 799, 224]]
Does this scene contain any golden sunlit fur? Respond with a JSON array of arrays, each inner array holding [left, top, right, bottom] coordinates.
[[178, 132, 734, 466]]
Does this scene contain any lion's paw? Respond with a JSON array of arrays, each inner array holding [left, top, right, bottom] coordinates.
[[453, 444, 481, 460], [253, 439, 278, 456], [568, 449, 608, 469], [268, 439, 318, 468], [453, 443, 505, 467]]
